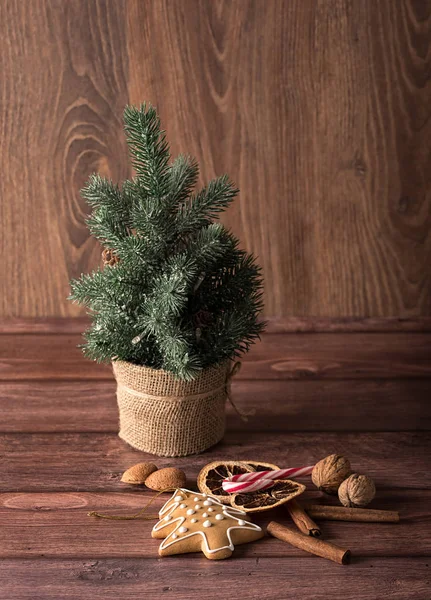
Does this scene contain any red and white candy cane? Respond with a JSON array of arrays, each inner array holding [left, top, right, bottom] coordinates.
[[222, 466, 314, 494]]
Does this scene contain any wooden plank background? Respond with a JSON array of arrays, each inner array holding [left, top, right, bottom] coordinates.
[[1, 558, 429, 600], [0, 0, 430, 318], [0, 319, 430, 491], [0, 321, 430, 597], [2, 329, 431, 380]]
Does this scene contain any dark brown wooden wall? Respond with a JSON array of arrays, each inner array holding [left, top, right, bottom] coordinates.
[[1, 0, 430, 318]]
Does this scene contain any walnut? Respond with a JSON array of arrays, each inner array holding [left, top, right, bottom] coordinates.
[[338, 474, 376, 508], [311, 454, 351, 495]]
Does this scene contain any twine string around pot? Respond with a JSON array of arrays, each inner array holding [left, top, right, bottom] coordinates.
[[117, 362, 247, 415], [225, 362, 255, 422]]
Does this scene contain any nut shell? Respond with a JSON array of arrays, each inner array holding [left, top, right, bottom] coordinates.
[[312, 454, 351, 495], [121, 462, 158, 484], [338, 473, 376, 508], [145, 467, 187, 491]]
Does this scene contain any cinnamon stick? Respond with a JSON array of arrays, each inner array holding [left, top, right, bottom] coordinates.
[[267, 521, 350, 565], [305, 505, 400, 523], [286, 499, 321, 537]]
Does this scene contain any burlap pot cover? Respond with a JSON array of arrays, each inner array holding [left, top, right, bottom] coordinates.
[[112, 360, 231, 457]]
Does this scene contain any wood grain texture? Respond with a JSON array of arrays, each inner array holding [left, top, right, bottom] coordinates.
[[364, 0, 431, 317], [264, 316, 431, 333], [0, 323, 429, 593], [1, 1, 430, 318], [126, 0, 431, 317], [1, 331, 430, 380], [0, 489, 428, 558], [2, 488, 424, 519], [0, 0, 130, 317], [1, 379, 430, 433], [3, 316, 431, 334], [1, 431, 428, 492], [1, 558, 429, 600]]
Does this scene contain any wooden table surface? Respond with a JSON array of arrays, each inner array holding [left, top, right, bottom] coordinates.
[[1, 319, 430, 599]]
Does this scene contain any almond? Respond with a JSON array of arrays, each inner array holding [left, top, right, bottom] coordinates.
[[145, 467, 187, 491], [121, 462, 158, 484]]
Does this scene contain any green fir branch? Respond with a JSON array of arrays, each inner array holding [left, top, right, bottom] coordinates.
[[123, 103, 171, 196], [176, 175, 238, 235]]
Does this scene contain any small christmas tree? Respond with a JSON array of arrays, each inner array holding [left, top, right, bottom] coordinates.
[[70, 104, 264, 380]]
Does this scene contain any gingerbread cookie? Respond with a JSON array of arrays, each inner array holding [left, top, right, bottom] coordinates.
[[152, 489, 264, 559]]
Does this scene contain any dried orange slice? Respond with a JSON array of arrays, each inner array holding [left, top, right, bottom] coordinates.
[[231, 479, 306, 513], [197, 460, 280, 505]]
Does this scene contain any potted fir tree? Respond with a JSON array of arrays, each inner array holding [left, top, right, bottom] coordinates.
[[70, 104, 264, 457]]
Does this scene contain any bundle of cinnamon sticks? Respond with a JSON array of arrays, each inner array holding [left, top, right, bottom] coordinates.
[[267, 500, 399, 565]]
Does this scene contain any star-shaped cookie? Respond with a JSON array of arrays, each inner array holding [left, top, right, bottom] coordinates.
[[152, 488, 264, 559]]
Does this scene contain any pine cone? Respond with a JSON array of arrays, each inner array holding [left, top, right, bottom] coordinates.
[[193, 310, 213, 328], [102, 248, 119, 267]]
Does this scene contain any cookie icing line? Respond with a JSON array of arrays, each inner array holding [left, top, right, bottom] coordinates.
[[153, 489, 262, 555]]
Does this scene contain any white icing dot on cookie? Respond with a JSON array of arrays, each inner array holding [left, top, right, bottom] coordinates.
[[191, 518, 197, 523], [172, 533, 178, 539], [208, 507, 214, 512], [194, 504, 201, 510], [179, 526, 188, 533], [164, 515, 171, 521], [202, 494, 207, 497], [203, 520, 212, 528], [202, 512, 208, 518], [179, 503, 187, 509], [203, 500, 212, 506], [238, 519, 245, 526], [174, 496, 183, 501], [215, 514, 224, 520], [186, 509, 195, 515], [193, 497, 199, 502]]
